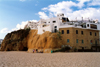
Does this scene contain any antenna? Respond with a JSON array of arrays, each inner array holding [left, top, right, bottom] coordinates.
[[76, 17, 77, 21], [88, 17, 90, 22], [82, 17, 83, 21], [81, 17, 83, 23]]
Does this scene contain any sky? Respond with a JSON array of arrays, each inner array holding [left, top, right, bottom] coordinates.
[[0, 0, 100, 39]]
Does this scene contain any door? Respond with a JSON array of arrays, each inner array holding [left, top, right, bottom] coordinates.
[[95, 40, 97, 46], [54, 29, 57, 33]]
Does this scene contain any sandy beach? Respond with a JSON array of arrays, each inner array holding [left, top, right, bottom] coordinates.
[[0, 51, 100, 67]]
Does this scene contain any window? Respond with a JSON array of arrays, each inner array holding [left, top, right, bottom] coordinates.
[[82, 40, 84, 44], [62, 30, 64, 34], [53, 21, 56, 23], [49, 22, 50, 23], [43, 30, 45, 32], [81, 31, 83, 35], [87, 24, 89, 27], [75, 24, 77, 27], [55, 26, 57, 28], [90, 32, 92, 35], [90, 24, 97, 29], [43, 25, 46, 27], [95, 40, 97, 45], [62, 17, 69, 22], [76, 39, 78, 43], [54, 29, 57, 33], [67, 30, 69, 34], [95, 33, 96, 36], [90, 40, 92, 44], [76, 30, 78, 34], [62, 14, 64, 16], [67, 39, 69, 43]]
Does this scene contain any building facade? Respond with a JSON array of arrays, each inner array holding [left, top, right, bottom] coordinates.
[[59, 27, 99, 50], [37, 13, 70, 34], [24, 13, 100, 50]]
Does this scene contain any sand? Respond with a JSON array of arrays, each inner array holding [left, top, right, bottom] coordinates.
[[0, 51, 100, 67]]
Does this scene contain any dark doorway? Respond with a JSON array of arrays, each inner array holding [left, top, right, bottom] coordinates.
[[82, 47, 84, 51], [95, 40, 97, 46], [23, 47, 28, 51], [36, 49, 38, 52], [7, 48, 10, 51], [54, 29, 57, 33]]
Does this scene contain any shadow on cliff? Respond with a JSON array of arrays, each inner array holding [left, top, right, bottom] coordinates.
[[0, 28, 30, 51], [0, 28, 65, 52]]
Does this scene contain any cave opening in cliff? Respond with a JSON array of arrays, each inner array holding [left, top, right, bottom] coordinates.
[[7, 48, 10, 51], [23, 47, 28, 51]]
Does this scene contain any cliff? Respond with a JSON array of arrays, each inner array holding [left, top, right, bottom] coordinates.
[[27, 30, 63, 49], [0, 29, 30, 51], [1, 29, 64, 52]]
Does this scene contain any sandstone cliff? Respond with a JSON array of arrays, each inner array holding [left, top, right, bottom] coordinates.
[[0, 29, 30, 51], [27, 30, 63, 49], [1, 29, 64, 52]]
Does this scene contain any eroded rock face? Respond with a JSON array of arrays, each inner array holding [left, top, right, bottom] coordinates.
[[27, 30, 63, 50], [1, 29, 30, 51], [1, 29, 64, 51]]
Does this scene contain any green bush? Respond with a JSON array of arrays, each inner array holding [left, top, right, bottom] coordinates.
[[53, 46, 71, 53], [25, 27, 31, 30], [74, 47, 77, 52], [57, 31, 62, 40]]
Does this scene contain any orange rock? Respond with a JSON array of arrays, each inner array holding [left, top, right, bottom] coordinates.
[[1, 29, 64, 52], [27, 30, 64, 51]]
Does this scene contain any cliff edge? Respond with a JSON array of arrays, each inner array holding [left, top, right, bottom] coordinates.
[[0, 29, 30, 51], [1, 29, 64, 52]]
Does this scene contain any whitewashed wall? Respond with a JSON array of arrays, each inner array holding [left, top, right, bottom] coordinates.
[[97, 24, 100, 30], [37, 24, 53, 34], [25, 21, 38, 29], [37, 13, 100, 35]]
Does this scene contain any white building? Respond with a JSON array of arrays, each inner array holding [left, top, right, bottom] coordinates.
[[0, 39, 3, 49], [37, 23, 53, 34], [37, 13, 70, 34], [24, 21, 38, 29], [0, 39, 3, 44], [37, 13, 100, 34], [37, 13, 100, 45], [24, 13, 100, 45]]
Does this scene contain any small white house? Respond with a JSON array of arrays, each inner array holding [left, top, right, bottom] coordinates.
[[37, 23, 53, 34], [24, 21, 38, 29], [37, 13, 70, 34], [0, 40, 2, 44]]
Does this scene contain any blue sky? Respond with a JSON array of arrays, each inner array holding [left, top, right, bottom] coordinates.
[[0, 0, 100, 39]]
